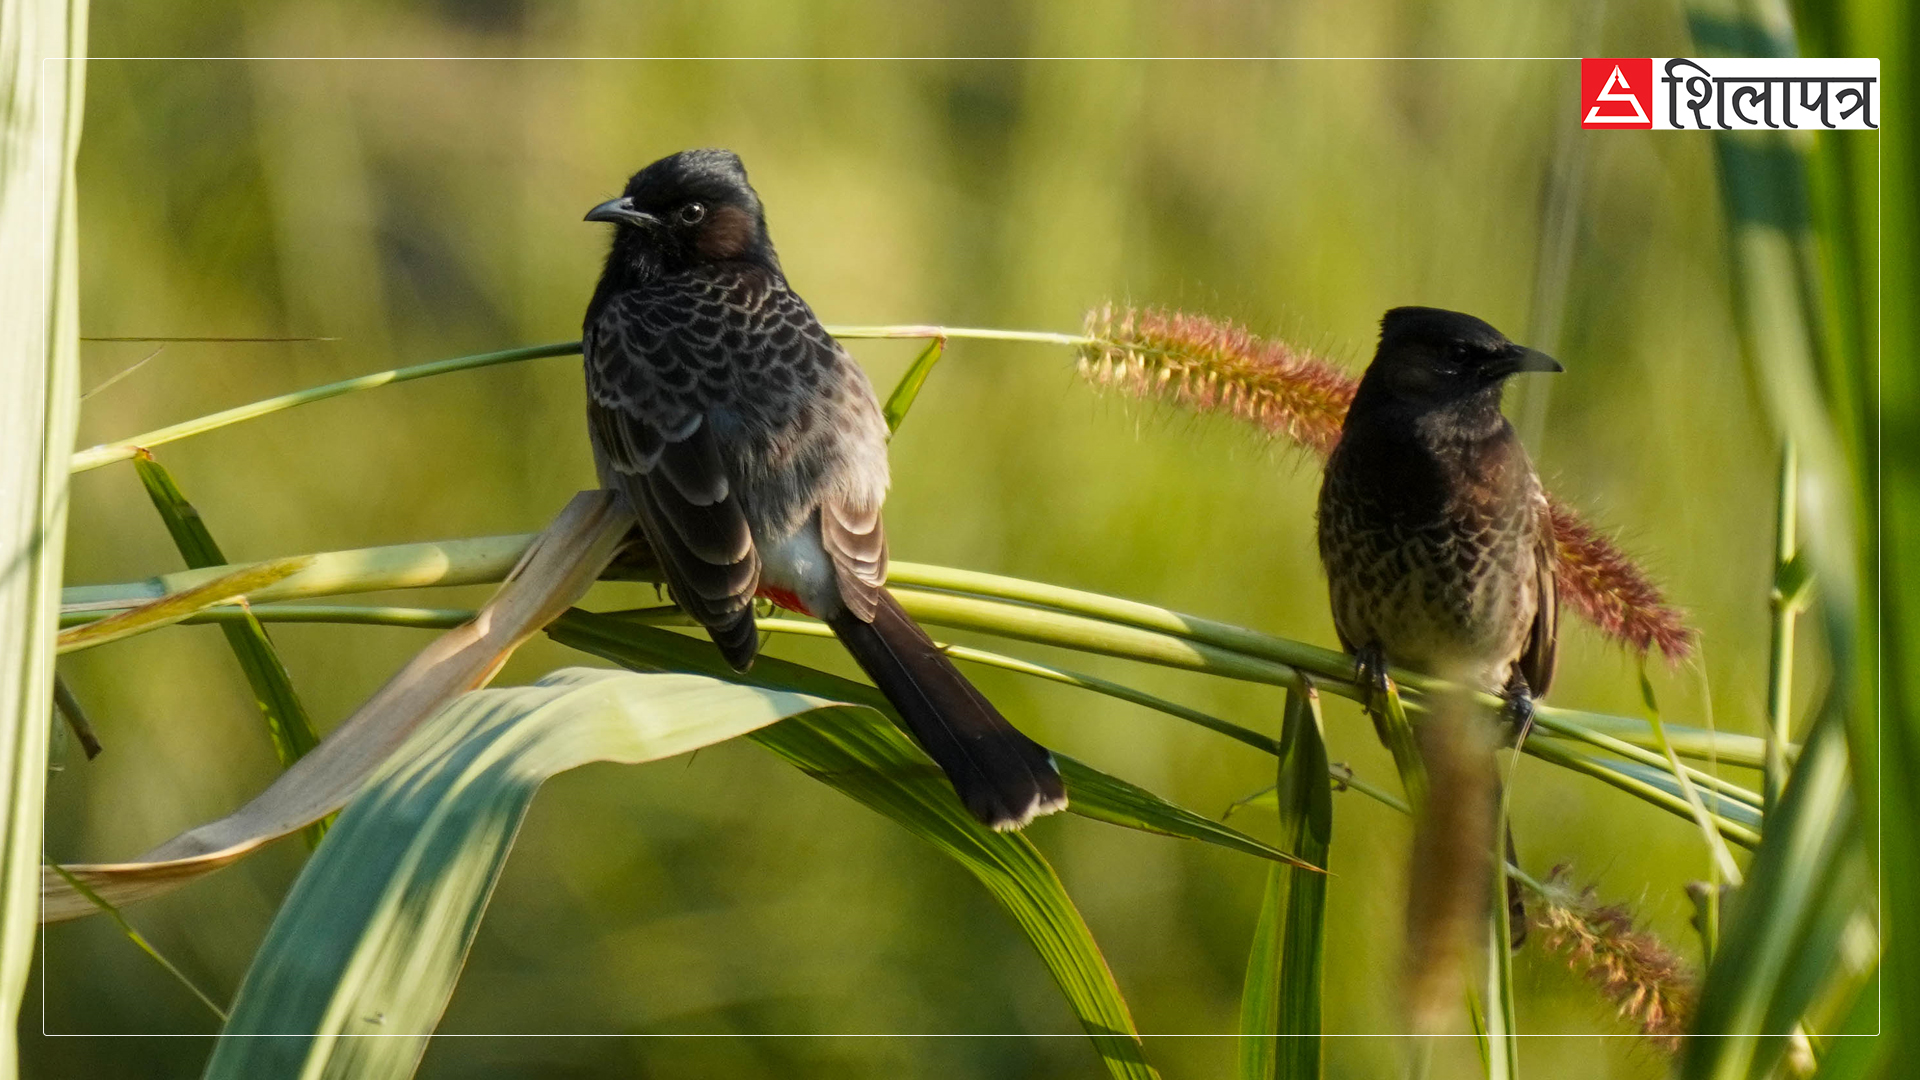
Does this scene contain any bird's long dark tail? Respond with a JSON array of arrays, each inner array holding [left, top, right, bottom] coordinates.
[[827, 590, 1067, 830]]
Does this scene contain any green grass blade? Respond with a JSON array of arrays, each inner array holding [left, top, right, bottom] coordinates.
[[204, 668, 838, 1080], [882, 335, 946, 434], [1275, 685, 1332, 1078], [1681, 709, 1859, 1080], [1523, 738, 1762, 846], [1238, 686, 1335, 1080], [1238, 861, 1286, 1080], [131, 455, 324, 824], [1057, 756, 1316, 871], [70, 341, 583, 473], [550, 614, 1159, 1079], [752, 713, 1158, 1079], [559, 611, 1302, 868], [66, 327, 1084, 475], [1, 6, 87, 1063], [750, 614, 1281, 754], [1372, 676, 1428, 807]]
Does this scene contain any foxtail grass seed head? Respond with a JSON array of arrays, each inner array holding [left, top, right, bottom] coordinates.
[[1079, 304, 1356, 455], [1530, 867, 1696, 1050], [1078, 304, 1696, 661]]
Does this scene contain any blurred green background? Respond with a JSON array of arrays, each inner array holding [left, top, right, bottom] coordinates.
[[27, 5, 1818, 1078]]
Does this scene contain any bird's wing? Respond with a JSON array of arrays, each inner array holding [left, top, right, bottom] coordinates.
[[585, 278, 763, 670], [1520, 497, 1559, 697], [820, 497, 886, 621]]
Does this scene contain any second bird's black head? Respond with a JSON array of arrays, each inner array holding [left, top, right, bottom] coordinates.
[[1349, 306, 1562, 428], [586, 149, 778, 278]]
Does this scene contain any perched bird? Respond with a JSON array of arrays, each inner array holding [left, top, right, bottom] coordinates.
[[1317, 306, 1560, 717], [1316, 306, 1562, 953], [581, 149, 1066, 830]]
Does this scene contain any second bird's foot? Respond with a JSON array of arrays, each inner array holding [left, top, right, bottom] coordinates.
[[1500, 683, 1537, 749]]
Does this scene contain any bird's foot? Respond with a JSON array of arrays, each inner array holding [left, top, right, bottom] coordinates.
[[1500, 675, 1537, 750], [1355, 645, 1396, 740]]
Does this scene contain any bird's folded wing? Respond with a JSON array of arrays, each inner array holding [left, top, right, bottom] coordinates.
[[821, 498, 886, 622], [585, 296, 762, 668]]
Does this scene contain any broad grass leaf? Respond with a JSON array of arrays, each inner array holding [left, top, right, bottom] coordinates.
[[204, 669, 840, 1079], [550, 613, 1162, 1080]]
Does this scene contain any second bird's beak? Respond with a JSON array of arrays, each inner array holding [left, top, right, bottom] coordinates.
[[1500, 346, 1564, 375], [584, 197, 660, 229]]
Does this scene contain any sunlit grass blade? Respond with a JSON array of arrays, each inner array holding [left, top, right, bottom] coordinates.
[[1239, 683, 1333, 1080], [63, 536, 1774, 832], [132, 454, 324, 831], [1524, 738, 1761, 846], [557, 611, 1305, 868], [882, 335, 946, 434], [56, 557, 311, 655], [1681, 709, 1859, 1080], [58, 539, 1778, 764], [40, 492, 632, 923], [205, 669, 838, 1080], [551, 613, 1159, 1079], [2, 7, 87, 1058]]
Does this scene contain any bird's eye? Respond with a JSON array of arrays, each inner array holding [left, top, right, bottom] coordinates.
[[677, 202, 707, 225]]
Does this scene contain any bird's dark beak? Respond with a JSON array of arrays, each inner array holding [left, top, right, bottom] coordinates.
[[584, 197, 660, 229], [1498, 345, 1563, 376]]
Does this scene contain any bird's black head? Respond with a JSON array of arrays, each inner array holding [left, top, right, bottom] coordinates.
[[585, 149, 777, 276], [1351, 306, 1562, 423]]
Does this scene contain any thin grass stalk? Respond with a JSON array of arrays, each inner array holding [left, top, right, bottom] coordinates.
[[68, 341, 583, 473], [1488, 733, 1524, 1080], [65, 326, 1087, 475], [0, 9, 86, 1069], [1764, 442, 1804, 813], [1640, 670, 1745, 885], [46, 864, 226, 1022]]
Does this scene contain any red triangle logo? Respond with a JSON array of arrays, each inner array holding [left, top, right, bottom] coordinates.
[[1581, 58, 1654, 128]]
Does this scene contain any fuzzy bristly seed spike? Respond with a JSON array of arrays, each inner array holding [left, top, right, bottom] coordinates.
[[1529, 867, 1696, 1050], [1079, 304, 1357, 456], [1078, 303, 1695, 661]]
